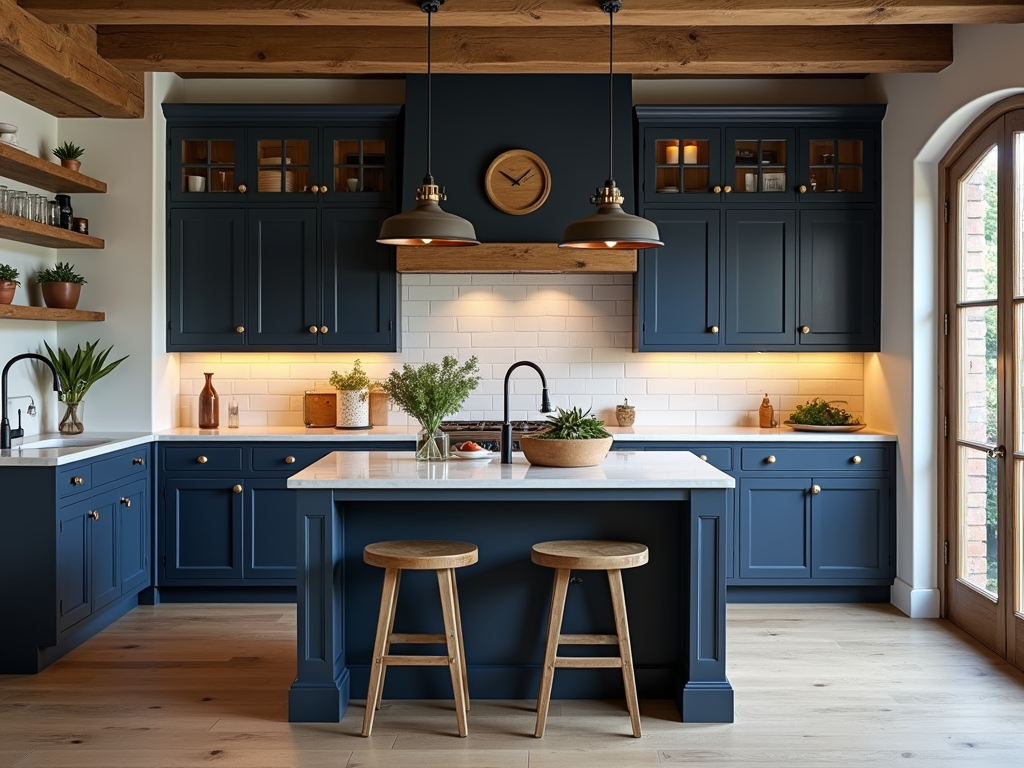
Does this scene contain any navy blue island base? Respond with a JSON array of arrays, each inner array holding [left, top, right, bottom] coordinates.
[[286, 450, 735, 725]]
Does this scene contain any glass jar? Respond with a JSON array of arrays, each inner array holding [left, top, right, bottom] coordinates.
[[10, 191, 27, 218], [415, 426, 449, 462], [55, 194, 73, 229], [47, 200, 60, 226]]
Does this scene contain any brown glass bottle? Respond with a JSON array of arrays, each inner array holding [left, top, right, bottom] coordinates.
[[198, 372, 219, 428]]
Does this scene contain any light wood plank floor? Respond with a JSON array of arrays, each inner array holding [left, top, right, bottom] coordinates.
[[2, 603, 1023, 767]]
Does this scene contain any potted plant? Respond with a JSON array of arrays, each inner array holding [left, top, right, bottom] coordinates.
[[36, 261, 86, 310], [0, 262, 19, 305], [382, 355, 480, 461], [52, 140, 85, 172], [329, 359, 371, 428], [518, 406, 613, 468], [43, 339, 128, 435]]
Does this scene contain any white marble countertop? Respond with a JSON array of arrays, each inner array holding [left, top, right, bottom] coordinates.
[[287, 449, 736, 490]]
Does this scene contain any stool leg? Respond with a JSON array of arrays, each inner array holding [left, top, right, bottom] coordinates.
[[437, 567, 469, 737], [607, 568, 642, 738], [362, 566, 400, 737], [449, 568, 471, 711], [371, 569, 401, 715], [535, 567, 570, 738]]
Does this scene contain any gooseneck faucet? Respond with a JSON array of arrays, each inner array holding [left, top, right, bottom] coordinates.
[[501, 361, 553, 464], [2, 354, 63, 449]]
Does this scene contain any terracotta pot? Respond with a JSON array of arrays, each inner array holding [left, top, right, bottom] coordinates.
[[41, 281, 82, 310], [518, 435, 613, 468], [60, 158, 81, 173], [0, 281, 16, 305]]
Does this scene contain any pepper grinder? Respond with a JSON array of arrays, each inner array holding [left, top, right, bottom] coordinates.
[[758, 393, 777, 429]]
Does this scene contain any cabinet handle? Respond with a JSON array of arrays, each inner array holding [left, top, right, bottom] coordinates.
[[71, 476, 84, 485], [132, 457, 145, 466], [709, 325, 719, 334], [800, 325, 810, 334], [319, 325, 328, 334], [285, 456, 296, 464], [766, 455, 776, 464], [852, 455, 862, 464], [811, 484, 821, 494], [699, 454, 708, 461], [87, 510, 99, 520], [197, 455, 208, 464], [237, 184, 247, 193], [723, 185, 732, 193], [310, 186, 319, 194], [233, 484, 243, 494], [236, 325, 245, 333], [798, 185, 807, 193], [309, 325, 318, 333], [713, 185, 722, 193], [120, 496, 131, 508]]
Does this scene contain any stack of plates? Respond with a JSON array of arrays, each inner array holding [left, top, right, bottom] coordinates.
[[0, 121, 19, 148], [258, 170, 297, 192], [259, 157, 292, 165]]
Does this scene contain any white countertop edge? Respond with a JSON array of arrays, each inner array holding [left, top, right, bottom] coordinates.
[[0, 433, 152, 465]]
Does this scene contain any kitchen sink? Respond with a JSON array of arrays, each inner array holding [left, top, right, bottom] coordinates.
[[18, 437, 112, 450]]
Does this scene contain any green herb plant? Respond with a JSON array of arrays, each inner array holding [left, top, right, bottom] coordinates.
[[36, 262, 86, 284], [0, 263, 20, 286], [52, 141, 85, 161], [382, 355, 480, 435], [535, 406, 611, 440], [788, 397, 861, 426], [43, 339, 128, 403], [329, 359, 371, 401]]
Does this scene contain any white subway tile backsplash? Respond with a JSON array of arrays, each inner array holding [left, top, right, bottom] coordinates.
[[179, 275, 864, 428]]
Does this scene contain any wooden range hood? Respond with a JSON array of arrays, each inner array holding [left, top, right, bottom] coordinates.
[[396, 242, 637, 274]]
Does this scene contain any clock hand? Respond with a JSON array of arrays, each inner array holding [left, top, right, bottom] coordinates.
[[515, 169, 533, 184], [499, 169, 519, 185]]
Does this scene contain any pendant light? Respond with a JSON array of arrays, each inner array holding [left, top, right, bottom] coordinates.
[[559, 0, 663, 250], [377, 0, 479, 246]]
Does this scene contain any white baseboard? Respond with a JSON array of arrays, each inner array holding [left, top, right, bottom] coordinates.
[[891, 578, 940, 618]]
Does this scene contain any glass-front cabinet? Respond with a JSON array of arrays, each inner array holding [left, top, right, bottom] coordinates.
[[322, 127, 392, 202], [250, 128, 317, 201], [726, 128, 796, 200], [798, 128, 876, 203], [645, 128, 721, 203], [172, 127, 245, 200]]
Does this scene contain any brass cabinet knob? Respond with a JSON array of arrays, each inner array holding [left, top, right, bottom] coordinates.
[[710, 325, 719, 334], [798, 185, 807, 193], [713, 185, 722, 193], [766, 455, 776, 464], [852, 455, 862, 464], [132, 457, 145, 465], [237, 184, 247, 193], [120, 496, 131, 508], [723, 185, 732, 193], [72, 476, 84, 485], [699, 454, 708, 461], [197, 455, 208, 464], [233, 484, 243, 494], [285, 456, 296, 464], [309, 325, 318, 333], [800, 325, 810, 334], [319, 325, 328, 334], [87, 510, 99, 520], [236, 326, 245, 333], [310, 186, 319, 194], [811, 484, 822, 494]]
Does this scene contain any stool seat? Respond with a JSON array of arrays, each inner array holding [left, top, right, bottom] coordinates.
[[364, 539, 479, 570], [531, 540, 649, 570]]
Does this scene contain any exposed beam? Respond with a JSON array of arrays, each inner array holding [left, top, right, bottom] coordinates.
[[97, 23, 952, 76], [19, 0, 1024, 27], [0, 0, 143, 118]]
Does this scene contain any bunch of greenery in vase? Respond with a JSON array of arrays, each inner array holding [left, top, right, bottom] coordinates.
[[382, 355, 480, 460], [43, 339, 128, 435], [329, 359, 371, 428]]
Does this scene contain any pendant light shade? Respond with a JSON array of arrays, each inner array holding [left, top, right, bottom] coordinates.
[[560, 1, 662, 250], [377, 0, 479, 247]]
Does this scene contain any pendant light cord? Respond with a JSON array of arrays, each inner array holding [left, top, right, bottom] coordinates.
[[607, 6, 614, 183], [426, 4, 433, 181]]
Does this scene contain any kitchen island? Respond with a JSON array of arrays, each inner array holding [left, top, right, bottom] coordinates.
[[286, 449, 735, 724]]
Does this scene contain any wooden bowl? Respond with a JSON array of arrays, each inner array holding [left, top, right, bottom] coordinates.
[[518, 435, 613, 468]]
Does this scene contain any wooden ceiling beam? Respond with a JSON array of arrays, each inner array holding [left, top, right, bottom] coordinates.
[[0, 0, 143, 118], [97, 24, 952, 76], [19, 0, 1024, 27]]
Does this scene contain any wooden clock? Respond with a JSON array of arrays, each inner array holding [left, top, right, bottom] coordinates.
[[484, 149, 552, 215]]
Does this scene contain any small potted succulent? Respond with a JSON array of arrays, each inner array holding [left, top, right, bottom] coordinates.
[[36, 261, 86, 310], [52, 140, 85, 172], [0, 262, 20, 305], [329, 358, 371, 428], [518, 406, 613, 467]]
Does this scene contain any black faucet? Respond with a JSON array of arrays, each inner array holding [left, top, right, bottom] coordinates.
[[501, 361, 553, 464], [2, 353, 63, 449]]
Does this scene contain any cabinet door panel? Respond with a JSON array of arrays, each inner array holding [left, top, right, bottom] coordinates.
[[725, 209, 796, 347], [168, 208, 246, 349], [322, 126, 395, 203], [90, 495, 119, 612], [118, 480, 149, 595], [247, 208, 319, 347], [57, 503, 91, 631], [247, 127, 319, 202], [321, 208, 396, 350], [811, 476, 890, 579], [642, 127, 722, 203], [798, 209, 878, 349], [244, 483, 298, 580], [638, 210, 721, 349], [738, 477, 810, 579], [163, 479, 243, 580], [169, 126, 246, 203]]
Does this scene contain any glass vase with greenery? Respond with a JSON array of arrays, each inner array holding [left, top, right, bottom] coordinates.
[[43, 339, 128, 435], [382, 355, 480, 460]]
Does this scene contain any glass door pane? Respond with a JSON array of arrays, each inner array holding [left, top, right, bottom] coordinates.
[[331, 138, 386, 194], [255, 136, 311, 195]]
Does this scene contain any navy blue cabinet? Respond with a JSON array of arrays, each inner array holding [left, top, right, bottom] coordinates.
[[163, 105, 400, 353], [634, 105, 885, 352], [163, 478, 244, 581]]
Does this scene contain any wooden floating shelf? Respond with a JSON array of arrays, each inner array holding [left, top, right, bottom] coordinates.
[[0, 212, 104, 249], [0, 305, 104, 322], [397, 242, 637, 274], [0, 142, 107, 194]]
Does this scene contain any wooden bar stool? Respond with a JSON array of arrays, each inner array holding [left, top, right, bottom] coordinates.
[[531, 539, 649, 738], [361, 539, 478, 738]]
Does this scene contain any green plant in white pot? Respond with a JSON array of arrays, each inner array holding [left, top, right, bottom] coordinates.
[[43, 339, 128, 435], [329, 359, 371, 428], [519, 406, 613, 467]]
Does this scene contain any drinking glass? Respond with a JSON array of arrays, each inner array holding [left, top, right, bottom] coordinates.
[[47, 200, 60, 226], [10, 191, 27, 218], [32, 194, 45, 223], [0, 185, 7, 214]]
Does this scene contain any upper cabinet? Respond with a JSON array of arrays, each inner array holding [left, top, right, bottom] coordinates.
[[162, 105, 400, 353], [634, 105, 885, 353]]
